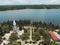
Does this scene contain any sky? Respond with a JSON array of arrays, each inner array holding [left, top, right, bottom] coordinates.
[[0, 0, 60, 5]]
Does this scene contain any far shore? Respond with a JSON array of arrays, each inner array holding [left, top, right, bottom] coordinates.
[[0, 5, 60, 11]]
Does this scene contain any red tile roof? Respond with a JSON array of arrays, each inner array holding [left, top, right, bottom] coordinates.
[[48, 31, 57, 41]]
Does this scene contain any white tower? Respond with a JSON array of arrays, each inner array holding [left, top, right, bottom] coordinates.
[[30, 29, 32, 41], [13, 20, 17, 32]]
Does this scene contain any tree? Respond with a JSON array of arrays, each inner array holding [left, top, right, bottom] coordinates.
[[0, 36, 3, 44], [20, 33, 29, 40], [39, 21, 42, 27], [0, 27, 4, 36], [9, 33, 18, 42], [55, 25, 59, 29], [32, 32, 40, 41], [7, 42, 20, 45], [2, 25, 10, 33], [42, 22, 47, 28], [19, 26, 22, 30]]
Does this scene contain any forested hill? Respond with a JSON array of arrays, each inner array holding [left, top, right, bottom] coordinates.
[[0, 5, 60, 11]]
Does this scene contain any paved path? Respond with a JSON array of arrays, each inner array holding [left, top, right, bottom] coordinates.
[[17, 39, 44, 45], [1, 40, 9, 45]]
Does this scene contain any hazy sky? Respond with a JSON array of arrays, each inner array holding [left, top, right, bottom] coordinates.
[[0, 0, 60, 5]]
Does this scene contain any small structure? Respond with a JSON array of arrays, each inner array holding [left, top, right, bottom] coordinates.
[[55, 29, 59, 32], [48, 30, 60, 43], [13, 20, 24, 35], [48, 31, 58, 41]]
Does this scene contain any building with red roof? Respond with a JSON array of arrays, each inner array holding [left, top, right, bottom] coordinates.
[[48, 30, 60, 42], [48, 31, 58, 41]]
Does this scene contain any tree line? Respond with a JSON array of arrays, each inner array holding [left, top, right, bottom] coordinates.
[[0, 5, 60, 11], [0, 20, 59, 36]]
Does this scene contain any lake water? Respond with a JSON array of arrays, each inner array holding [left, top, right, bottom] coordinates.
[[0, 9, 60, 25]]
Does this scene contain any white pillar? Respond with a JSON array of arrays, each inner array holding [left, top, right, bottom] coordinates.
[[30, 29, 32, 41], [13, 20, 16, 30], [13, 20, 17, 33]]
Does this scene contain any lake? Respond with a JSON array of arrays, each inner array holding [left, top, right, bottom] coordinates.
[[0, 9, 60, 25]]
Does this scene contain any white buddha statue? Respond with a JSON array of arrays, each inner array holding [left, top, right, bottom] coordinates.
[[13, 20, 17, 32]]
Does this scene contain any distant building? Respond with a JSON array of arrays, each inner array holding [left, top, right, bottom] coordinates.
[[48, 30, 60, 43], [55, 29, 59, 32], [48, 31, 58, 41]]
